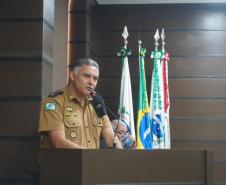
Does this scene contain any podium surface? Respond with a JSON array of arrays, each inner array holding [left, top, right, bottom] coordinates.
[[39, 149, 213, 185]]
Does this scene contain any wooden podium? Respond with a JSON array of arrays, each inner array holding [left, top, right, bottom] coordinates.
[[39, 149, 213, 185]]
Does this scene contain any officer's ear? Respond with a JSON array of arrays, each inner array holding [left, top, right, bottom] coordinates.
[[69, 70, 75, 82]]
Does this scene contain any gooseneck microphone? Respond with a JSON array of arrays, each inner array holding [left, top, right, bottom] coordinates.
[[90, 90, 107, 117], [90, 90, 119, 149]]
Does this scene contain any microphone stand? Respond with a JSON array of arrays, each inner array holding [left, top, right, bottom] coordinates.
[[90, 90, 121, 149]]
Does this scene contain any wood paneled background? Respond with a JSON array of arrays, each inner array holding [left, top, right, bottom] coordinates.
[[0, 0, 67, 185], [70, 1, 226, 185], [0, 0, 225, 185]]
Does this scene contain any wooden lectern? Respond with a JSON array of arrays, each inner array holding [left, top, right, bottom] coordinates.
[[39, 149, 213, 185]]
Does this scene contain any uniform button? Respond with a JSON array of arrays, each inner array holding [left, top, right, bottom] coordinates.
[[66, 106, 73, 112], [70, 131, 77, 138], [88, 140, 91, 143], [85, 126, 88, 129]]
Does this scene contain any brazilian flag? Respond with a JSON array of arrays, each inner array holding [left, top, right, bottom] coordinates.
[[136, 44, 152, 149]]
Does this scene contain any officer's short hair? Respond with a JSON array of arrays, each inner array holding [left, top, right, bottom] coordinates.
[[69, 58, 99, 74]]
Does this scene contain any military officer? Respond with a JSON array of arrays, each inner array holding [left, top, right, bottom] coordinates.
[[39, 58, 122, 149]]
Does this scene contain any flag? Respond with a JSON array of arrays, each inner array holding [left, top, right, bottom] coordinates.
[[150, 50, 170, 149], [118, 47, 135, 138], [162, 52, 171, 148], [136, 43, 152, 149]]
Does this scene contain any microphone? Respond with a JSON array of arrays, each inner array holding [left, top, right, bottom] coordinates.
[[90, 90, 107, 117], [90, 90, 128, 149]]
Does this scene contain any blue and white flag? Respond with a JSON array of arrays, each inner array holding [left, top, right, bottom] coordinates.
[[149, 29, 171, 149]]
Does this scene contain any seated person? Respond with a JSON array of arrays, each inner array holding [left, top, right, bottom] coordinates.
[[111, 119, 136, 149]]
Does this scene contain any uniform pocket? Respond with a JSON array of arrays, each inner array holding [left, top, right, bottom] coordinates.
[[92, 115, 103, 139], [64, 115, 81, 141]]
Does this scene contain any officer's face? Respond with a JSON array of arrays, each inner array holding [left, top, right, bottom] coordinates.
[[70, 64, 99, 98]]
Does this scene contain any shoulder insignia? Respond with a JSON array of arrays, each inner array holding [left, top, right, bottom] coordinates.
[[48, 90, 63, 97], [45, 102, 56, 111]]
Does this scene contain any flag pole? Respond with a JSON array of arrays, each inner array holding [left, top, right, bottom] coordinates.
[[161, 28, 166, 53], [136, 35, 152, 149], [117, 26, 135, 139], [154, 28, 160, 51], [160, 28, 171, 149], [122, 26, 129, 49]]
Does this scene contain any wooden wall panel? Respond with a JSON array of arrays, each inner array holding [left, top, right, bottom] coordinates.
[[95, 56, 226, 79], [96, 72, 226, 100], [169, 56, 226, 77], [0, 0, 43, 17], [91, 31, 226, 56], [0, 62, 42, 97], [103, 98, 138, 121], [0, 183, 32, 185], [172, 121, 226, 140], [93, 4, 226, 30], [69, 43, 90, 61], [172, 140, 226, 162], [0, 140, 40, 177], [69, 13, 88, 41], [96, 77, 226, 99], [0, 22, 42, 57], [171, 99, 226, 118], [0, 101, 40, 136], [96, 78, 139, 97], [215, 163, 226, 183], [86, 3, 226, 185], [69, 4, 89, 63], [97, 56, 149, 77], [170, 78, 226, 98], [0, 0, 55, 184]]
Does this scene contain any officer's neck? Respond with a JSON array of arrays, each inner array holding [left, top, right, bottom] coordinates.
[[68, 83, 87, 104]]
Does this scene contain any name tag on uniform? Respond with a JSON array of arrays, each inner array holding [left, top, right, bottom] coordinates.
[[45, 102, 56, 111]]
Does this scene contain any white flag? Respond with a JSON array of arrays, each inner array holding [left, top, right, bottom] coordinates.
[[118, 55, 135, 138]]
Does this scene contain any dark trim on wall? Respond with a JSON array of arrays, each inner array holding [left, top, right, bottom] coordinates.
[[69, 40, 89, 44], [74, 53, 226, 58], [94, 0, 100, 5], [0, 96, 41, 102], [43, 19, 54, 31], [216, 161, 226, 164], [0, 57, 42, 63], [171, 117, 226, 121], [0, 135, 39, 141], [91, 28, 226, 32], [102, 96, 226, 99], [0, 177, 34, 183], [173, 139, 226, 143], [172, 97, 226, 99], [43, 56, 53, 66], [0, 17, 54, 31], [0, 17, 42, 22], [0, 57, 52, 66], [69, 10, 88, 14], [99, 75, 226, 79]]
